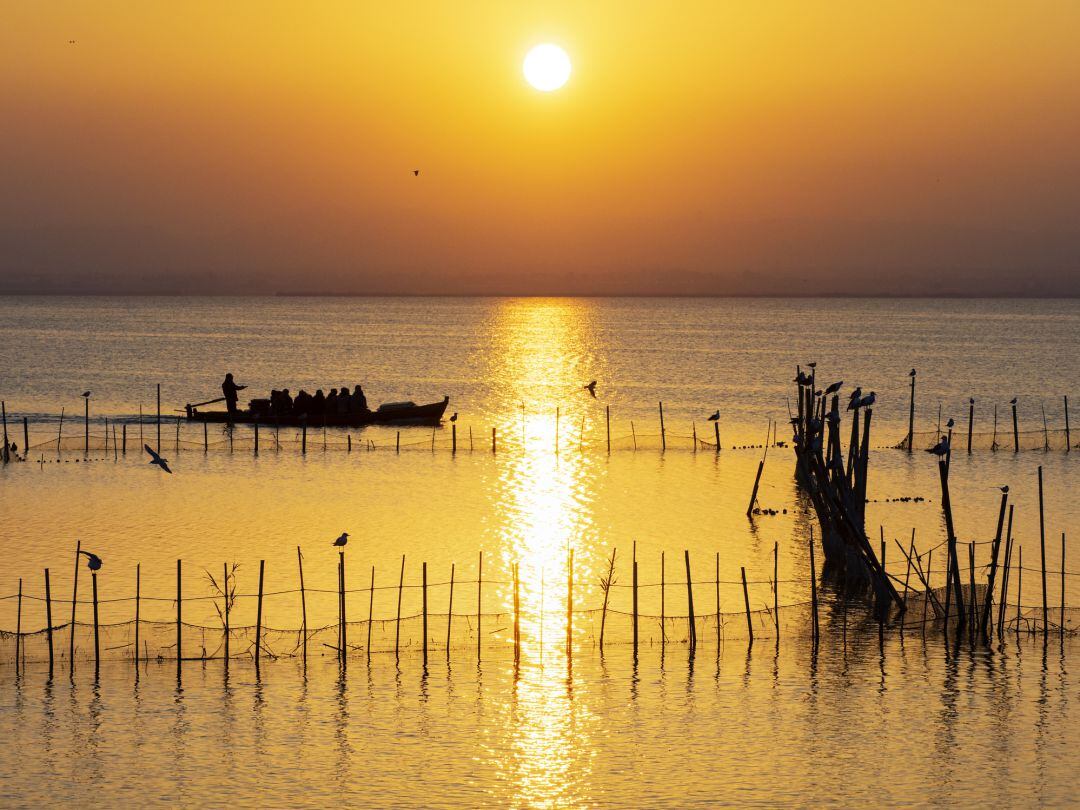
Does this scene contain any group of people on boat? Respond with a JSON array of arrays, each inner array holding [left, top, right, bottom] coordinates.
[[222, 373, 369, 418]]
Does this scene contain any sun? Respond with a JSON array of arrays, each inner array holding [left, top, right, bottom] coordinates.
[[523, 44, 571, 92]]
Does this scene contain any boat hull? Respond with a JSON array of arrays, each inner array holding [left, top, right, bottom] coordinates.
[[185, 396, 449, 427]]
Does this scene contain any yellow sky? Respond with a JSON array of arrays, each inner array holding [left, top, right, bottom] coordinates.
[[2, 2, 1078, 294]]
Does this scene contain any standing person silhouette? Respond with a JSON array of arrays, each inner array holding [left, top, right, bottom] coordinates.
[[221, 373, 247, 418]]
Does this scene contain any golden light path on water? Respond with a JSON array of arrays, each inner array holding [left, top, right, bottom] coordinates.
[[485, 300, 600, 807]]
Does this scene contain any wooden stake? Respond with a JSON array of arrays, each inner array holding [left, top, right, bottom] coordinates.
[[685, 550, 696, 650], [366, 565, 374, 659], [156, 383, 161, 454], [297, 547, 306, 663], [967, 398, 974, 454], [396, 430, 401, 453], [122, 422, 126, 454], [715, 551, 721, 646], [567, 547, 574, 653], [773, 541, 779, 637], [1016, 547, 1023, 636], [747, 459, 764, 517], [203, 420, 208, 451], [632, 543, 638, 653], [740, 566, 753, 645], [491, 427, 496, 453], [254, 422, 259, 455], [969, 542, 978, 638], [15, 578, 22, 674], [605, 405, 610, 453], [395, 554, 404, 659], [907, 370, 916, 453], [938, 460, 965, 633], [134, 564, 140, 665], [222, 563, 229, 666], [255, 560, 265, 670], [1039, 465, 1048, 632], [809, 530, 819, 642], [423, 561, 429, 666], [84, 395, 89, 455], [1061, 532, 1066, 637], [176, 559, 182, 673], [631, 420, 637, 450], [447, 563, 455, 657], [714, 419, 720, 453], [659, 401, 666, 451], [980, 492, 1008, 638], [661, 551, 667, 644], [70, 539, 81, 673], [23, 416, 29, 461], [1065, 395, 1071, 452], [1012, 400, 1020, 453], [452, 423, 457, 454], [45, 568, 54, 677], [92, 571, 100, 676], [340, 550, 348, 665], [301, 421, 307, 454], [512, 563, 520, 663], [477, 551, 483, 662], [997, 506, 1014, 638]]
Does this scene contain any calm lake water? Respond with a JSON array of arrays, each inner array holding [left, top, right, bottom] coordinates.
[[1, 296, 1078, 806]]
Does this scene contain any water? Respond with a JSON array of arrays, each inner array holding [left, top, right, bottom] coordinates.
[[1, 296, 1078, 806]]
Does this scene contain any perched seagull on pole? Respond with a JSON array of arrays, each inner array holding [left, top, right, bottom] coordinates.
[[794, 371, 811, 386], [1010, 397, 1018, 405], [927, 436, 950, 457], [946, 417, 955, 428], [999, 485, 1010, 494], [846, 387, 863, 410], [823, 381, 843, 396], [81, 391, 91, 398], [858, 392, 876, 409], [584, 380, 597, 398], [910, 369, 916, 377], [79, 550, 102, 571], [449, 412, 458, 422], [332, 532, 349, 547], [707, 410, 720, 421], [144, 444, 172, 474]]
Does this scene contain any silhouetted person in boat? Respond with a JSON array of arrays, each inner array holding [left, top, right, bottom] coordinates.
[[221, 373, 246, 417], [312, 389, 326, 415], [279, 388, 293, 416], [351, 385, 369, 414], [293, 389, 312, 417], [325, 388, 338, 415], [336, 387, 350, 415]]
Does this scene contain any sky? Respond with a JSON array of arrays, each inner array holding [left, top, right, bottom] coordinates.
[[1, 1, 1078, 296]]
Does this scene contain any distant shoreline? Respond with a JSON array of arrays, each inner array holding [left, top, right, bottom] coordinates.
[[0, 291, 1077, 300]]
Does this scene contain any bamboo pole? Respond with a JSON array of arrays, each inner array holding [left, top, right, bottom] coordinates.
[[773, 541, 779, 637], [685, 550, 696, 650], [1039, 466, 1048, 632], [491, 427, 496, 453], [134, 564, 140, 665], [632, 543, 638, 654], [254, 560, 265, 670], [70, 539, 81, 673], [92, 570, 100, 676], [907, 370, 915, 453], [423, 561, 429, 666], [366, 566, 374, 659], [1065, 396, 1071, 452], [606, 405, 610, 453], [296, 548, 306, 663], [222, 563, 229, 666], [84, 395, 89, 455], [15, 578, 22, 674], [967, 398, 974, 454], [980, 492, 1008, 638], [809, 530, 819, 643], [740, 566, 753, 645], [176, 559, 182, 673], [659, 401, 666, 451], [452, 423, 457, 454], [714, 419, 720, 453], [340, 551, 348, 665], [938, 459, 965, 633], [968, 542, 978, 638], [997, 506, 1014, 638], [23, 416, 29, 460], [45, 569, 54, 677], [1061, 532, 1066, 637], [715, 551, 721, 647], [57, 407, 65, 455], [747, 460, 764, 517], [156, 384, 161, 454], [1015, 547, 1023, 635], [477, 551, 483, 662], [1012, 400, 1019, 453], [447, 563, 455, 657], [395, 554, 404, 659]]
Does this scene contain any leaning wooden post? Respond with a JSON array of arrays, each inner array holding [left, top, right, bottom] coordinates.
[[747, 459, 765, 516], [605, 405, 611, 453], [684, 550, 696, 650], [297, 547, 306, 664], [70, 539, 81, 673], [809, 530, 819, 643], [659, 401, 666, 451], [254, 559, 265, 670], [176, 559, 183, 673], [422, 561, 429, 666], [997, 506, 1014, 638], [15, 578, 22, 673], [1012, 399, 1020, 452], [740, 566, 753, 645], [91, 570, 100, 676], [134, 564, 140, 665], [980, 491, 1008, 639], [394, 554, 405, 659], [45, 569, 54, 677], [1064, 396, 1070, 452], [631, 542, 639, 654], [156, 384, 161, 454], [366, 565, 374, 659], [967, 398, 974, 454], [446, 562, 455, 657], [907, 369, 916, 453], [477, 551, 483, 662], [938, 459, 965, 633], [1, 401, 9, 464], [1038, 466, 1048, 632]]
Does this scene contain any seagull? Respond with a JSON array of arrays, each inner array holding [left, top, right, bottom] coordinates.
[[332, 532, 349, 547], [909, 369, 916, 377], [794, 371, 810, 386], [808, 362, 817, 369], [413, 170, 420, 176], [144, 444, 172, 474], [449, 412, 458, 422], [999, 485, 1010, 494], [926, 436, 950, 457], [823, 381, 843, 396], [969, 397, 975, 404], [78, 550, 102, 571], [584, 381, 597, 398], [1010, 397, 1017, 405], [858, 392, 876, 408], [846, 387, 863, 410], [81, 391, 91, 398], [707, 410, 719, 421]]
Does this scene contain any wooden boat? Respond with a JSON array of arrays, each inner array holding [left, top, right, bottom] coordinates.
[[185, 395, 450, 427]]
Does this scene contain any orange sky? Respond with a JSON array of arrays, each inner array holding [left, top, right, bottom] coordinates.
[[2, 1, 1078, 295]]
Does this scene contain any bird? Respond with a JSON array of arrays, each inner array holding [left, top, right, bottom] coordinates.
[[1010, 397, 1017, 405], [859, 392, 876, 408], [584, 381, 597, 397], [946, 417, 955, 428], [332, 532, 349, 547], [969, 397, 975, 404], [449, 412, 458, 422], [823, 381, 843, 396], [926, 436, 950, 457], [81, 391, 90, 398], [846, 387, 863, 410], [794, 371, 810, 386], [999, 485, 1010, 494], [144, 444, 172, 474], [78, 550, 102, 571], [707, 410, 719, 421], [808, 362, 817, 369], [413, 169, 420, 176], [909, 369, 916, 377], [68, 39, 76, 44]]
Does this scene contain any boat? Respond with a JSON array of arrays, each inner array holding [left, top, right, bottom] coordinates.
[[184, 395, 450, 427]]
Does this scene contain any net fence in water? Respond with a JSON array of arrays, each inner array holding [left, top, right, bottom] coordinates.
[[895, 427, 1077, 453]]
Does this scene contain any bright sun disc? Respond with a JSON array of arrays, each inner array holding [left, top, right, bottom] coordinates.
[[523, 44, 571, 92]]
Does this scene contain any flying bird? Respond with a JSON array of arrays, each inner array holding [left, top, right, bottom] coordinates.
[[584, 381, 597, 397], [823, 381, 843, 396], [143, 444, 172, 474], [926, 436, 950, 457], [449, 412, 458, 422], [78, 550, 102, 571], [332, 532, 349, 547], [707, 410, 719, 421]]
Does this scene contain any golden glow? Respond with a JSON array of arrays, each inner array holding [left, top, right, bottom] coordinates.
[[523, 44, 571, 92]]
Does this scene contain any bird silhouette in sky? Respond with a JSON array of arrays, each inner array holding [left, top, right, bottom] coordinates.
[[707, 410, 720, 421], [584, 381, 597, 398], [79, 550, 102, 571], [333, 532, 349, 547], [144, 444, 172, 474], [927, 436, 950, 457], [449, 412, 458, 422], [823, 381, 843, 396]]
